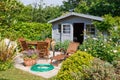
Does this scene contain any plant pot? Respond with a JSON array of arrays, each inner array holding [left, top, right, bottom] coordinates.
[[24, 58, 36, 66]]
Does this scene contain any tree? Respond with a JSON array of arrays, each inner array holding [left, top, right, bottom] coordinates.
[[44, 6, 62, 21], [25, 0, 47, 23], [88, 0, 120, 16], [0, 0, 23, 27], [17, 5, 33, 22], [74, 0, 120, 16], [61, 0, 80, 11]]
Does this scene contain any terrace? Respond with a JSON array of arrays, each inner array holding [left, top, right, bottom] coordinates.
[[12, 38, 79, 79], [14, 51, 62, 78]]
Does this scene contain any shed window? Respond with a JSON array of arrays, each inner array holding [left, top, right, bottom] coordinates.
[[86, 24, 96, 37], [63, 25, 70, 33]]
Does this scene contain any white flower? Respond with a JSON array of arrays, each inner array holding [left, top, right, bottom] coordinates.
[[109, 38, 112, 41], [113, 50, 117, 53], [93, 38, 98, 40]]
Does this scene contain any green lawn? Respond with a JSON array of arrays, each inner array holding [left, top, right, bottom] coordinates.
[[0, 67, 46, 80]]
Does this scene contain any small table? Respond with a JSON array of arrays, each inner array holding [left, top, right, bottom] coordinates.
[[27, 41, 37, 45], [26, 41, 38, 49], [27, 41, 46, 46]]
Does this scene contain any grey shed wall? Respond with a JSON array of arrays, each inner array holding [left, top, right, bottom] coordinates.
[[52, 15, 93, 42]]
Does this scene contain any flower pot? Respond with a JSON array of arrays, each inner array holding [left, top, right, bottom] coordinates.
[[24, 58, 36, 66]]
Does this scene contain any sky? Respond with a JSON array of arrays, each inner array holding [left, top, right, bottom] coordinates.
[[20, 0, 66, 6]]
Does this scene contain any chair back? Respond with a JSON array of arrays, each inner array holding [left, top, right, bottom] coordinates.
[[66, 42, 79, 54], [45, 38, 52, 49], [19, 40, 29, 51], [37, 41, 49, 57]]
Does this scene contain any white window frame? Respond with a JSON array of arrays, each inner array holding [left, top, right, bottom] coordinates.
[[61, 23, 73, 42], [86, 24, 96, 37], [62, 24, 71, 34]]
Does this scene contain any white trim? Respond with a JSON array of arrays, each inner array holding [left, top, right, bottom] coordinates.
[[86, 23, 96, 38], [61, 23, 73, 42], [84, 23, 86, 40], [48, 12, 104, 23]]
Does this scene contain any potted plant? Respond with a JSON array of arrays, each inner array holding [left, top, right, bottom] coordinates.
[[23, 50, 38, 66]]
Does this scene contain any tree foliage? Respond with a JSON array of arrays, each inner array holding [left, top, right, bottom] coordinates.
[[62, 0, 120, 16], [0, 0, 23, 27], [88, 0, 120, 16], [17, 5, 33, 22], [0, 22, 51, 40], [61, 0, 80, 11], [44, 6, 62, 21], [0, 0, 60, 40], [94, 15, 115, 32]]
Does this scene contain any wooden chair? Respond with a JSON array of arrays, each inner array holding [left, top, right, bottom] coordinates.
[[45, 38, 52, 55], [36, 41, 49, 58], [45, 38, 52, 49], [19, 40, 29, 51], [65, 42, 80, 57], [18, 38, 25, 42], [50, 42, 80, 66]]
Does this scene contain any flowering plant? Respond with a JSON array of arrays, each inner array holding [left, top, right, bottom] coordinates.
[[23, 50, 38, 60]]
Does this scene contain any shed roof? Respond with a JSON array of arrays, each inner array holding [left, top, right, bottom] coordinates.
[[48, 12, 104, 23]]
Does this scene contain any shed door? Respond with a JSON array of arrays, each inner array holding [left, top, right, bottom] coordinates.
[[61, 24, 73, 42]]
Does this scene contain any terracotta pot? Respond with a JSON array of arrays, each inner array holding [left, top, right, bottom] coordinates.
[[24, 58, 36, 66]]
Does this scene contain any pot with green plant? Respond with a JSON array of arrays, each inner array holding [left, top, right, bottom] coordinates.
[[23, 50, 38, 66]]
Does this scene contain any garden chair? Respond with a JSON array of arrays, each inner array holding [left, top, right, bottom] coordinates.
[[18, 38, 25, 42], [50, 42, 80, 66], [45, 38, 52, 49], [19, 40, 29, 51], [36, 41, 49, 58], [65, 42, 80, 57]]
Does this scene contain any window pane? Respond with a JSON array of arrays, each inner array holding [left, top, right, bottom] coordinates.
[[86, 24, 95, 36], [63, 25, 70, 33], [58, 24, 61, 33], [91, 28, 95, 31]]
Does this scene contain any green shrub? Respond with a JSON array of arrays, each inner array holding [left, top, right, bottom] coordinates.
[[71, 58, 119, 80], [0, 60, 13, 71], [0, 22, 52, 40], [79, 35, 119, 63], [94, 15, 115, 32], [55, 40, 70, 51], [56, 51, 94, 80], [89, 58, 119, 80], [114, 61, 120, 78]]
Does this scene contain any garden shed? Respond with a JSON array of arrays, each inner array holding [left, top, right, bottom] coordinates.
[[48, 12, 103, 43]]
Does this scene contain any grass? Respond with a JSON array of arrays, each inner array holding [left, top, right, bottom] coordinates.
[[0, 67, 46, 80]]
